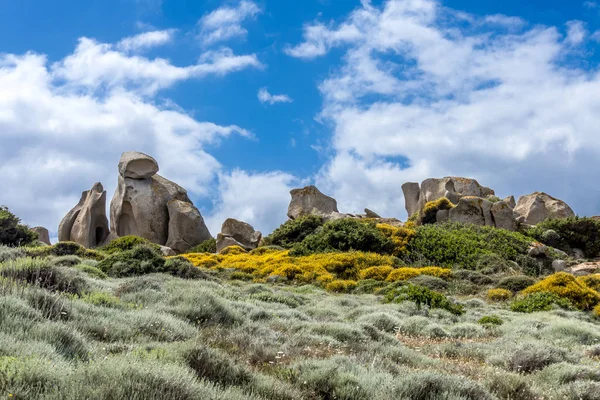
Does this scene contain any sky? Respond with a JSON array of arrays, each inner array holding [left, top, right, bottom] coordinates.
[[2, 0, 600, 240]]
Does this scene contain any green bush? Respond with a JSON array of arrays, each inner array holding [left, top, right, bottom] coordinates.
[[187, 238, 217, 254], [506, 342, 568, 373], [407, 274, 449, 291], [497, 275, 536, 293], [263, 215, 325, 249], [476, 253, 513, 274], [384, 284, 465, 315], [0, 245, 25, 263], [163, 257, 210, 280], [408, 222, 532, 269], [73, 264, 108, 279], [25, 241, 105, 261], [290, 218, 395, 256], [97, 245, 165, 277], [452, 269, 494, 285], [478, 315, 504, 326], [184, 346, 251, 386], [510, 292, 574, 313], [528, 217, 600, 258], [100, 235, 161, 255], [0, 206, 37, 247]]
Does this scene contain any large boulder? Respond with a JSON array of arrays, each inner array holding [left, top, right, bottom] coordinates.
[[402, 177, 495, 217], [110, 151, 211, 252], [514, 192, 575, 225], [58, 182, 109, 248], [31, 227, 51, 245], [287, 186, 342, 220], [216, 218, 262, 253], [446, 196, 518, 231]]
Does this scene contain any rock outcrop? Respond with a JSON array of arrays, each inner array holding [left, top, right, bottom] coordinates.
[[402, 177, 495, 217], [513, 192, 575, 225], [58, 182, 109, 248], [110, 152, 211, 253], [216, 218, 262, 253], [31, 226, 51, 245], [287, 186, 343, 220]]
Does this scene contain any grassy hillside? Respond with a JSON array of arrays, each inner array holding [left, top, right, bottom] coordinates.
[[2, 216, 600, 399]]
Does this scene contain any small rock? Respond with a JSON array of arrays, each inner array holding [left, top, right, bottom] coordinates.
[[159, 246, 177, 256], [118, 151, 159, 179], [217, 219, 262, 253], [552, 260, 568, 272], [572, 248, 586, 260], [570, 262, 600, 276], [364, 208, 381, 218]]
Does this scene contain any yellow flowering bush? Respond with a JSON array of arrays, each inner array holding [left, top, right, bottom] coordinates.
[[521, 272, 600, 310], [359, 265, 394, 281], [577, 274, 600, 292], [325, 280, 358, 293], [376, 224, 415, 256], [593, 304, 600, 318], [487, 288, 512, 302], [386, 267, 452, 282]]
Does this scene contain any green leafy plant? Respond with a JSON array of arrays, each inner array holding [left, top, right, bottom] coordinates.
[[478, 315, 504, 325], [528, 217, 600, 258], [100, 236, 161, 255], [263, 215, 325, 249], [510, 292, 574, 313], [188, 238, 217, 254], [497, 275, 536, 293], [0, 206, 37, 247], [384, 284, 465, 315]]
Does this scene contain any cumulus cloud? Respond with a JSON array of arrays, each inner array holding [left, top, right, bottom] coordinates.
[[288, 0, 600, 219], [257, 87, 293, 105], [205, 170, 299, 235], [198, 0, 261, 45], [117, 29, 176, 52], [0, 34, 259, 233]]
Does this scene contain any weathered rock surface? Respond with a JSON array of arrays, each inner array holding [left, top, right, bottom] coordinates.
[[58, 182, 109, 248], [118, 151, 159, 179], [287, 186, 342, 220], [402, 177, 495, 217], [513, 192, 575, 225], [445, 196, 517, 231], [216, 218, 262, 253], [31, 227, 51, 245], [570, 261, 600, 276], [364, 208, 381, 219], [110, 152, 211, 252]]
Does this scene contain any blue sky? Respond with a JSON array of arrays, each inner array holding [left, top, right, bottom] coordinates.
[[2, 0, 600, 238]]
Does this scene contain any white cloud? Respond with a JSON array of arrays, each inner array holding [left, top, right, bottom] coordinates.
[[484, 14, 526, 29], [257, 87, 293, 105], [288, 0, 600, 219], [117, 29, 176, 52], [0, 34, 258, 234], [205, 170, 299, 235], [198, 1, 261, 45], [584, 1, 598, 9]]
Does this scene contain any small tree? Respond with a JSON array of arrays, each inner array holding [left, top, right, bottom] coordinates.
[[0, 206, 37, 246]]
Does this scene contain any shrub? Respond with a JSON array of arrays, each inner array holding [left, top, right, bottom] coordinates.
[[73, 264, 108, 279], [184, 346, 251, 387], [386, 266, 452, 282], [485, 373, 539, 400], [510, 292, 574, 313], [593, 304, 600, 318], [578, 274, 600, 291], [487, 288, 512, 302], [506, 342, 568, 373], [521, 272, 600, 310], [325, 280, 358, 293], [50, 255, 82, 267], [476, 253, 513, 274], [187, 238, 217, 253], [0, 245, 25, 263], [409, 222, 532, 269], [408, 275, 449, 291], [385, 284, 465, 315], [478, 315, 504, 325], [97, 245, 165, 277], [290, 218, 395, 256], [0, 206, 37, 246], [497, 275, 536, 293], [263, 215, 324, 249], [25, 241, 104, 261], [528, 217, 600, 258], [100, 235, 160, 254], [376, 224, 415, 256], [393, 371, 493, 400], [453, 269, 494, 285], [359, 265, 393, 280], [163, 257, 209, 279], [419, 197, 456, 225]]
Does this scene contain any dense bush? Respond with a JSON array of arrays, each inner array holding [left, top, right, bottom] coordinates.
[[384, 284, 465, 315], [325, 279, 358, 293], [486, 288, 512, 302], [100, 236, 160, 255], [528, 217, 600, 258], [25, 241, 104, 261], [521, 273, 600, 310], [188, 238, 217, 254], [386, 267, 452, 282], [407, 275, 449, 291], [184, 346, 251, 387], [478, 315, 504, 325], [497, 275, 536, 293], [0, 206, 37, 247], [290, 218, 395, 256], [408, 222, 532, 269], [263, 215, 324, 249], [419, 197, 456, 225], [0, 245, 25, 263], [97, 245, 165, 277], [506, 342, 568, 373], [375, 224, 415, 256], [510, 292, 574, 313]]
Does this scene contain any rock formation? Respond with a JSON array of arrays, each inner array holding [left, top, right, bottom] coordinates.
[[216, 218, 262, 253], [109, 151, 212, 253], [31, 226, 51, 245], [513, 192, 575, 225], [402, 177, 496, 217], [287, 186, 344, 220], [58, 182, 109, 248]]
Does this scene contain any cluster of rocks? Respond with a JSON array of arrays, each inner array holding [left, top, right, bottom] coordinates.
[[216, 219, 262, 253], [58, 152, 212, 254], [401, 177, 575, 231]]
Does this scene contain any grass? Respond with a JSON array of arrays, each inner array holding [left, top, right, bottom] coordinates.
[[1, 247, 600, 399]]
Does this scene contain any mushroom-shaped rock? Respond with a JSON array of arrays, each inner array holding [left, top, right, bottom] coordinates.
[[216, 218, 262, 253], [58, 182, 109, 248], [118, 151, 159, 179], [287, 186, 340, 220], [110, 151, 211, 251], [165, 199, 212, 253], [514, 192, 574, 225], [31, 226, 51, 245], [403, 177, 495, 217]]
